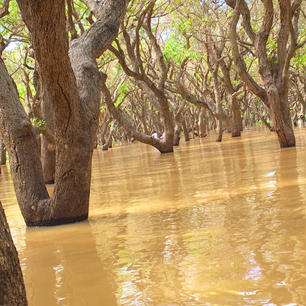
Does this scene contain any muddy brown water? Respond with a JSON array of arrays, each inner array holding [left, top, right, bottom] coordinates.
[[1, 128, 306, 306]]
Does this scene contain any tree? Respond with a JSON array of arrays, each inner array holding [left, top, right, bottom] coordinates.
[[0, 0, 127, 226], [103, 0, 175, 153], [0, 201, 28, 306], [226, 0, 303, 147]]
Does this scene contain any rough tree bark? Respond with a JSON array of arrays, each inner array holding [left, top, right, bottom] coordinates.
[[0, 0, 126, 226], [41, 90, 55, 184], [226, 0, 301, 147], [0, 202, 28, 306]]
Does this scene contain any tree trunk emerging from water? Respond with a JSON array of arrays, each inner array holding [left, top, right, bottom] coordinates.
[[0, 202, 28, 305], [0, 1, 126, 226], [226, 0, 301, 147]]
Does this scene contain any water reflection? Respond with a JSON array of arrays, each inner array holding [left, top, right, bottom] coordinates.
[[21, 222, 117, 306], [1, 128, 305, 306]]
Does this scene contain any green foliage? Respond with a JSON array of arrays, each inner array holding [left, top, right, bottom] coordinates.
[[292, 51, 306, 69], [31, 118, 46, 131], [115, 80, 133, 107], [163, 33, 204, 64], [0, 1, 27, 41]]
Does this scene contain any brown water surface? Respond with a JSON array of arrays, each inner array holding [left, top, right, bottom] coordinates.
[[1, 128, 306, 306]]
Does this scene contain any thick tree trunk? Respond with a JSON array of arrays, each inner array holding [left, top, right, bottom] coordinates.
[[0, 202, 28, 306], [268, 88, 295, 147], [0, 0, 127, 226], [0, 60, 50, 225]]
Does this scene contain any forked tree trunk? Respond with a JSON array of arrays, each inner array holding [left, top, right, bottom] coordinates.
[[0, 202, 28, 306], [0, 0, 127, 226]]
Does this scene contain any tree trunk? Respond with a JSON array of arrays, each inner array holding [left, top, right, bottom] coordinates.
[[0, 60, 50, 225], [173, 124, 181, 146], [216, 119, 223, 142], [268, 88, 295, 147], [0, 202, 28, 306], [212, 70, 223, 142], [0, 138, 6, 165], [199, 108, 207, 138], [102, 121, 115, 151], [182, 119, 190, 142], [41, 90, 55, 184], [231, 97, 242, 137], [0, 0, 126, 226]]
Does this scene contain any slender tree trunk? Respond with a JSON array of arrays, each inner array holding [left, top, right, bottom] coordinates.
[[102, 121, 115, 151], [173, 124, 181, 146], [212, 70, 223, 142], [0, 138, 6, 165], [0, 202, 28, 306], [199, 109, 207, 138], [182, 119, 190, 142], [231, 96, 242, 137]]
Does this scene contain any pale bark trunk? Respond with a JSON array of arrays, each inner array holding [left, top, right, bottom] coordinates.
[[102, 121, 115, 151], [0, 202, 28, 306]]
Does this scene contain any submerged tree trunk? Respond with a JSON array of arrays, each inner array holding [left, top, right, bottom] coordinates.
[[226, 0, 299, 148], [0, 0, 127, 226], [0, 202, 28, 306], [102, 121, 115, 151], [182, 118, 190, 142], [231, 96, 242, 137], [268, 87, 295, 147], [199, 108, 207, 138]]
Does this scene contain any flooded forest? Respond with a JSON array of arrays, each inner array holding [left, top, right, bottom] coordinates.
[[0, 1, 306, 306]]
